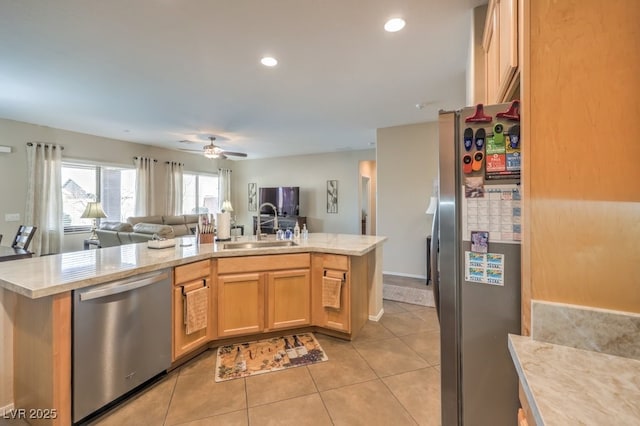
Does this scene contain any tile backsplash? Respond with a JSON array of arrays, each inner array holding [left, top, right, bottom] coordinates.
[[532, 300, 640, 361]]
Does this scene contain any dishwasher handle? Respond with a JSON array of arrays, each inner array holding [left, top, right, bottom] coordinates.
[[79, 270, 170, 301]]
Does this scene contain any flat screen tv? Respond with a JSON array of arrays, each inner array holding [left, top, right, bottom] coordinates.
[[259, 186, 299, 216]]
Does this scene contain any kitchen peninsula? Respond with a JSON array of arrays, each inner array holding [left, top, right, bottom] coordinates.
[[0, 233, 386, 425]]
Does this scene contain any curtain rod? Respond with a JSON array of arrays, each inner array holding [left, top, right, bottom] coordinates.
[[26, 142, 64, 150], [133, 156, 158, 162]]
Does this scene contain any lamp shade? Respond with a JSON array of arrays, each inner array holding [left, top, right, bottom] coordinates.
[[221, 200, 234, 212], [425, 196, 437, 215], [81, 202, 107, 219]]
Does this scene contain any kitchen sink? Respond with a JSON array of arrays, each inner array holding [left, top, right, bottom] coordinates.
[[221, 240, 298, 250]]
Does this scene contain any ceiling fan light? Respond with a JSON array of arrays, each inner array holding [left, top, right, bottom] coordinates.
[[203, 145, 219, 159]]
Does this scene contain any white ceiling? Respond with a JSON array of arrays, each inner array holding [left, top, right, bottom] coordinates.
[[0, 0, 485, 159]]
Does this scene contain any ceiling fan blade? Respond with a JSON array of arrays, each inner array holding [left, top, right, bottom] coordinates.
[[221, 151, 247, 157], [178, 147, 201, 152]]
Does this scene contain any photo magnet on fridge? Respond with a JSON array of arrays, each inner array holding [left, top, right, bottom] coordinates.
[[471, 230, 489, 253]]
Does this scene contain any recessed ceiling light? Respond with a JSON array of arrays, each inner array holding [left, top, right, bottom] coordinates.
[[261, 57, 278, 67], [384, 18, 406, 32]]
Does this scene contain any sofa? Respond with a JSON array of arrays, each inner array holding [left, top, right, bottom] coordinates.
[[96, 214, 200, 247]]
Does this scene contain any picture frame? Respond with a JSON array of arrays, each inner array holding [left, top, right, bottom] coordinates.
[[248, 182, 257, 212], [327, 180, 338, 213]]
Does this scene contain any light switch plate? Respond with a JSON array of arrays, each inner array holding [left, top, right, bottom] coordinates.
[[5, 213, 20, 222]]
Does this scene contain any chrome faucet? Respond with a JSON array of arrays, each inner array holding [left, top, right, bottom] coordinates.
[[257, 202, 278, 240]]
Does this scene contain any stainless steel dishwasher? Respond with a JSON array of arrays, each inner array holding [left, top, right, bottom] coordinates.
[[73, 269, 172, 423]]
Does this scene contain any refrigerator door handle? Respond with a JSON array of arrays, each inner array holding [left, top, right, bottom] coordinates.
[[430, 206, 440, 320]]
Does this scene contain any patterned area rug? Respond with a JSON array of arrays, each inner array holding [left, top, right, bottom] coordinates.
[[215, 332, 328, 382]]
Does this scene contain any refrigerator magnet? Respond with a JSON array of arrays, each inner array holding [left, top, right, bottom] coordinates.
[[464, 127, 474, 151], [471, 230, 489, 253], [464, 176, 485, 198]]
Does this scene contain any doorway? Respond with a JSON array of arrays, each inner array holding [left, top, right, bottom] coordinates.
[[361, 176, 370, 235], [358, 160, 376, 235]]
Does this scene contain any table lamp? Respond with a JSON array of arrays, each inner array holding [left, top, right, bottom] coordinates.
[[81, 201, 107, 240]]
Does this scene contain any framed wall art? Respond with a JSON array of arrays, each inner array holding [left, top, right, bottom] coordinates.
[[248, 182, 257, 211], [327, 180, 338, 213]]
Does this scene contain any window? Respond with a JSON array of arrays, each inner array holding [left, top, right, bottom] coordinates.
[[101, 166, 136, 221], [62, 163, 135, 232], [183, 173, 218, 214]]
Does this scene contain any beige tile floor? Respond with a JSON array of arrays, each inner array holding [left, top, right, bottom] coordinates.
[[93, 300, 440, 426], [0, 300, 441, 426]]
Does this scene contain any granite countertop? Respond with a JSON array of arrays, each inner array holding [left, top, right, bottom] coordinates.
[[508, 334, 640, 425], [0, 233, 387, 299]]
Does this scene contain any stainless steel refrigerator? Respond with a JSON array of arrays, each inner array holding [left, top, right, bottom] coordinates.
[[433, 102, 522, 425]]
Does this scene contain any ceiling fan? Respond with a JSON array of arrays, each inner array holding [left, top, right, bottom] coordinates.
[[179, 136, 247, 159]]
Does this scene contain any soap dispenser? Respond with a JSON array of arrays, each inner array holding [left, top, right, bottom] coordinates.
[[301, 223, 309, 239], [293, 221, 301, 240]]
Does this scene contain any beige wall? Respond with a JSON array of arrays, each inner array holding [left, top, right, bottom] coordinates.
[[231, 150, 375, 235], [377, 122, 438, 278]]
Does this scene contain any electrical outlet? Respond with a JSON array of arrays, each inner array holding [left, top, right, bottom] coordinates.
[[5, 213, 20, 222]]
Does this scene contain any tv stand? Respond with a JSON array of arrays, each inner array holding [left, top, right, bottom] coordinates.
[[253, 216, 307, 235]]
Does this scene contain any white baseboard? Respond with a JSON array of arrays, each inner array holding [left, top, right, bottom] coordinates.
[[368, 307, 384, 322], [0, 403, 15, 416], [382, 271, 427, 280]]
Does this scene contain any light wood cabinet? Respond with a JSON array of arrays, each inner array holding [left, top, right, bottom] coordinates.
[[267, 269, 311, 330], [311, 253, 370, 338], [520, 0, 640, 334], [172, 260, 213, 360], [217, 272, 265, 337], [483, 0, 519, 103], [311, 254, 351, 332], [216, 253, 310, 337]]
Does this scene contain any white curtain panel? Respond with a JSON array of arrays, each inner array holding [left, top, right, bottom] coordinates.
[[134, 157, 156, 216], [218, 168, 232, 212], [25, 143, 63, 255], [165, 161, 184, 215]]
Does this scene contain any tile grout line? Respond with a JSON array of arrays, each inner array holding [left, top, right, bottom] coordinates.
[[161, 373, 179, 426]]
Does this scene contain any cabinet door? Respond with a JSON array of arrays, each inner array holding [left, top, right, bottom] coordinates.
[[311, 254, 351, 333], [173, 280, 212, 360], [484, 2, 500, 103], [483, 0, 519, 103], [322, 270, 350, 332], [266, 269, 310, 330], [217, 272, 265, 337], [497, 0, 518, 99]]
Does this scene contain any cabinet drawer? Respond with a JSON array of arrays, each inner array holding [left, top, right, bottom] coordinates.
[[175, 260, 211, 284], [218, 253, 310, 274], [322, 254, 349, 271]]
